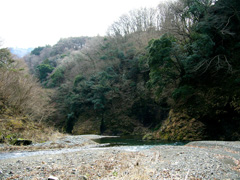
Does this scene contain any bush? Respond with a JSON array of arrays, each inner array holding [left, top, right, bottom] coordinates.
[[37, 63, 54, 82]]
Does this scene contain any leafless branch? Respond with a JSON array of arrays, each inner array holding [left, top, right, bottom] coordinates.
[[221, 13, 236, 35], [193, 55, 232, 75]]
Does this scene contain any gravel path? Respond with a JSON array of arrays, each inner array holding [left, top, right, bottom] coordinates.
[[0, 136, 240, 179]]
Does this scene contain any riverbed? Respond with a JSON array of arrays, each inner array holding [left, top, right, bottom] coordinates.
[[0, 135, 240, 179]]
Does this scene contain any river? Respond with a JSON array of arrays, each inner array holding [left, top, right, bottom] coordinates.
[[0, 135, 187, 160]]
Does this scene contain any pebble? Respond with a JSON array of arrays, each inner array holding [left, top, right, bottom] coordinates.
[[0, 135, 239, 179], [78, 175, 87, 180], [48, 175, 59, 180], [26, 167, 32, 171]]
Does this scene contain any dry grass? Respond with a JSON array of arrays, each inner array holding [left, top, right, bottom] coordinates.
[[3, 151, 173, 180], [0, 117, 65, 151], [0, 57, 59, 150], [69, 151, 183, 180]]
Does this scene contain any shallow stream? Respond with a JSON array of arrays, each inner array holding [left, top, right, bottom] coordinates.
[[0, 147, 88, 160], [0, 135, 187, 160], [92, 135, 187, 147]]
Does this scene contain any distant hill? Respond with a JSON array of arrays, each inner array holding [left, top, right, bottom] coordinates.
[[10, 47, 33, 58]]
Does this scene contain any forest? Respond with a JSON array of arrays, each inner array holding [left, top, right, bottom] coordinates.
[[1, 0, 240, 143]]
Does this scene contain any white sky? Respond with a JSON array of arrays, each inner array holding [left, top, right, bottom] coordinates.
[[1, 0, 168, 48]]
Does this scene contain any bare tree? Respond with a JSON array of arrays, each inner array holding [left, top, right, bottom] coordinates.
[[0, 56, 55, 122], [108, 7, 161, 37], [107, 2, 177, 38]]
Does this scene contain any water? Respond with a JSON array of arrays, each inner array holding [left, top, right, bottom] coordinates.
[[0, 147, 90, 160], [0, 136, 188, 160], [93, 135, 187, 147]]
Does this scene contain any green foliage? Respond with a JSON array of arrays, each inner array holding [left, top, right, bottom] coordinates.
[[182, 0, 212, 23], [37, 61, 54, 82], [172, 85, 194, 101], [147, 0, 240, 98], [148, 35, 175, 69], [74, 74, 85, 86], [147, 35, 185, 96], [146, 0, 240, 140], [190, 33, 214, 57], [49, 67, 65, 87], [59, 68, 119, 132], [21, 0, 240, 139], [75, 69, 116, 111], [31, 46, 45, 56]]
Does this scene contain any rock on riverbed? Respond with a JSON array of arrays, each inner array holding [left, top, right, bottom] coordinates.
[[0, 135, 240, 179]]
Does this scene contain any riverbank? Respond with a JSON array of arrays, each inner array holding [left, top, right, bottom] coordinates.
[[0, 135, 240, 179], [0, 135, 108, 152]]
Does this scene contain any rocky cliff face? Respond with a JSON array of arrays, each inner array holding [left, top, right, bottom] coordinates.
[[152, 110, 207, 141], [71, 109, 150, 136]]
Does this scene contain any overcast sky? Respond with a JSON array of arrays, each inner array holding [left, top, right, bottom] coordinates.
[[1, 0, 169, 48]]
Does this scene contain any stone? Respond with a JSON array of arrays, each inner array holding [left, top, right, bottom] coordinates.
[[26, 167, 32, 171], [71, 169, 76, 174], [48, 175, 59, 180], [78, 175, 87, 180]]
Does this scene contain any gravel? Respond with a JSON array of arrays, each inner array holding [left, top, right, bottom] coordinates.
[[0, 135, 240, 179]]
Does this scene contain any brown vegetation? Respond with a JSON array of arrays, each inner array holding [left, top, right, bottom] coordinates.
[[0, 48, 58, 144]]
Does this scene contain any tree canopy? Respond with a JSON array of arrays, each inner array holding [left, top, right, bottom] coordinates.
[[23, 0, 240, 140]]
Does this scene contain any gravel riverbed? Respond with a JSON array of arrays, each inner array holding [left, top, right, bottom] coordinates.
[[0, 135, 240, 179]]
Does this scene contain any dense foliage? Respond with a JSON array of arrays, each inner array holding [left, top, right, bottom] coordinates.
[[24, 0, 240, 140], [147, 0, 240, 140]]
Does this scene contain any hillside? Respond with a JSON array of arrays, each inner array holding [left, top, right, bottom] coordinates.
[[22, 0, 240, 140], [0, 48, 61, 144]]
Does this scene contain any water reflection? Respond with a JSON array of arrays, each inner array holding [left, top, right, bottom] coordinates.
[[93, 135, 188, 147]]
